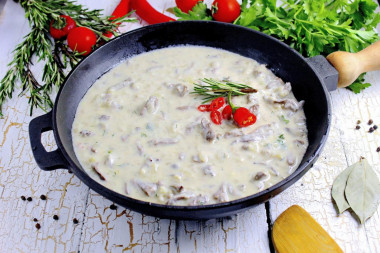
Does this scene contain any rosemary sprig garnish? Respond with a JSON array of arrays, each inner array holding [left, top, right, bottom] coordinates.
[[192, 78, 257, 103], [0, 0, 136, 117]]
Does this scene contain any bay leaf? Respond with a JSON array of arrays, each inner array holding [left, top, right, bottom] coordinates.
[[331, 164, 354, 214], [345, 159, 380, 224]]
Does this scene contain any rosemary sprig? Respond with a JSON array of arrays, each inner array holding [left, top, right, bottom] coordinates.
[[0, 0, 136, 117], [192, 78, 257, 103]]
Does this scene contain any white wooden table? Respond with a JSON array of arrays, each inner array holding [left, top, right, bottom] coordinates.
[[0, 0, 379, 252]]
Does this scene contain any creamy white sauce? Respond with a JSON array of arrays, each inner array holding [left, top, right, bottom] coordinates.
[[72, 46, 308, 206]]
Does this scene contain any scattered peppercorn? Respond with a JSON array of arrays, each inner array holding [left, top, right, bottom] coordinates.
[[21, 196, 26, 201], [68, 170, 73, 174], [53, 215, 59, 220], [357, 120, 361, 124], [35, 223, 41, 229], [27, 197, 32, 202], [355, 125, 360, 130], [369, 127, 374, 133], [40, 194, 46, 200], [374, 125, 378, 130], [110, 204, 117, 210], [33, 218, 38, 222], [73, 218, 79, 224], [376, 147, 380, 152], [368, 119, 373, 125]]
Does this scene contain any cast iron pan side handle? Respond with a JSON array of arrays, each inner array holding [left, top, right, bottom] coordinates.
[[29, 111, 69, 171], [305, 56, 338, 92]]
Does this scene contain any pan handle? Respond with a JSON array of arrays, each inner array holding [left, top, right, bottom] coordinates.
[[305, 56, 339, 92], [29, 111, 69, 171]]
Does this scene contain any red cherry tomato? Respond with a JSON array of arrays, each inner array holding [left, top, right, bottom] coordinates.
[[176, 0, 204, 13], [67, 27, 97, 56], [49, 15, 76, 40], [233, 107, 256, 127], [198, 104, 211, 112], [210, 97, 225, 111], [211, 0, 241, 23], [222, 105, 232, 120], [210, 110, 222, 125]]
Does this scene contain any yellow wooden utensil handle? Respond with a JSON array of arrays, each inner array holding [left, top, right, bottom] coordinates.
[[272, 205, 343, 253], [326, 40, 380, 88]]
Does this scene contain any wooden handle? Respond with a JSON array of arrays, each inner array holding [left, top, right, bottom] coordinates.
[[326, 40, 380, 88]]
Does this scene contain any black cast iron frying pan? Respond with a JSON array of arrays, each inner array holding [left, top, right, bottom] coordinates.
[[28, 21, 376, 220]]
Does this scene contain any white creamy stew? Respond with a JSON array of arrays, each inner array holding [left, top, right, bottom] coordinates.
[[72, 46, 308, 206]]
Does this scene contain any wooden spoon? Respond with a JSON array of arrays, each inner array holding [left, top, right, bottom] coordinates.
[[272, 205, 343, 253], [327, 40, 380, 88]]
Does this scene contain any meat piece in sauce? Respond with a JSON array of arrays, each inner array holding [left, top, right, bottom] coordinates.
[[201, 118, 216, 142], [202, 165, 216, 177], [135, 181, 158, 197], [140, 96, 159, 115], [149, 138, 179, 146], [79, 130, 93, 137], [91, 164, 106, 181], [174, 84, 189, 97], [213, 184, 229, 203], [166, 192, 196, 205], [273, 99, 305, 112], [189, 194, 210, 206], [240, 124, 275, 142]]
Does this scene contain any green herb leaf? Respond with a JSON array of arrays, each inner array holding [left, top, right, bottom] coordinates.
[[280, 115, 289, 124], [174, 3, 212, 21], [347, 74, 371, 93], [331, 163, 355, 214], [344, 158, 380, 224]]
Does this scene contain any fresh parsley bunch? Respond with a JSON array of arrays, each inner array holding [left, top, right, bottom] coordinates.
[[175, 0, 380, 93]]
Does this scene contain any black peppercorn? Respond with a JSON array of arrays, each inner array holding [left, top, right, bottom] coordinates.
[[355, 125, 360, 130], [368, 119, 373, 125], [369, 127, 374, 133], [27, 197, 32, 202], [110, 204, 117, 210], [40, 195, 46, 200], [33, 218, 38, 222], [373, 125, 378, 130], [73, 218, 79, 224], [35, 223, 41, 229], [376, 147, 380, 152], [21, 196, 26, 201], [53, 215, 59, 220], [357, 120, 361, 124]]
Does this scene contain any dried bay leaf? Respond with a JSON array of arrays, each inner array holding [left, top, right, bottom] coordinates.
[[345, 159, 380, 224], [332, 164, 354, 214]]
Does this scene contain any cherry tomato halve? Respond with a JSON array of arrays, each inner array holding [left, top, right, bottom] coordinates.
[[176, 0, 204, 13], [210, 97, 225, 111], [67, 27, 97, 56], [222, 105, 232, 120], [198, 104, 211, 112], [210, 110, 222, 125], [233, 107, 257, 127], [211, 0, 241, 23]]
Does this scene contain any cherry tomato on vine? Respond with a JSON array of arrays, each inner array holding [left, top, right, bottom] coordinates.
[[49, 15, 76, 40], [176, 0, 204, 13], [211, 0, 241, 23], [67, 27, 97, 56]]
